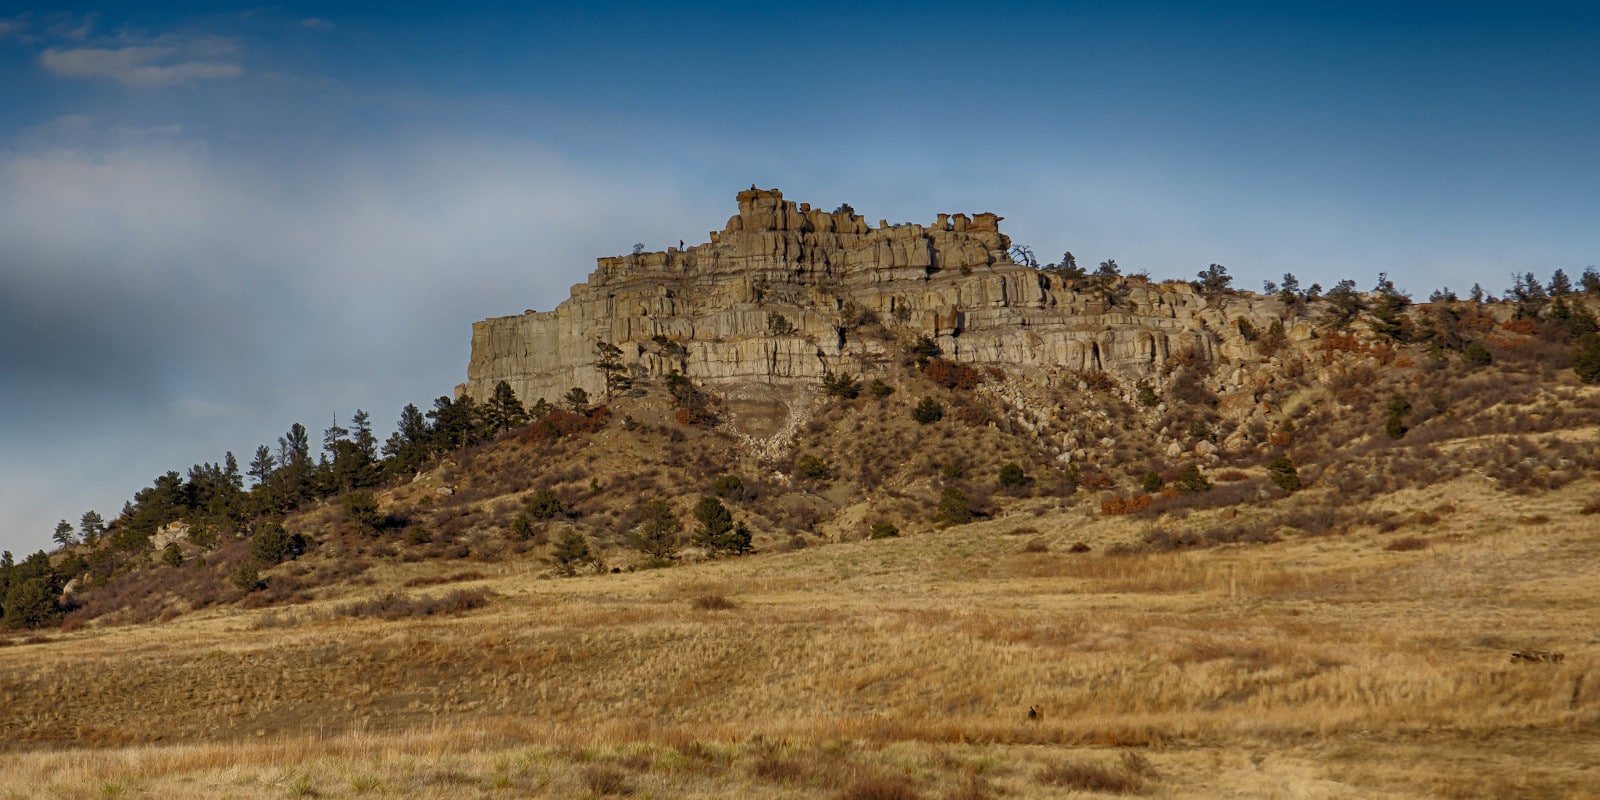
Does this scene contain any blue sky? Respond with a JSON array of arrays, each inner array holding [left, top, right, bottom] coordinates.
[[3, 2, 1599, 553]]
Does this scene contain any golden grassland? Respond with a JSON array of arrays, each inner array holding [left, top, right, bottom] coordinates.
[[4, 474, 1600, 799]]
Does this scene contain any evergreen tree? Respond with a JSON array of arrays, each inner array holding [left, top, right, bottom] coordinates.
[[250, 521, 292, 565], [276, 423, 313, 506], [1193, 263, 1232, 294], [1047, 251, 1085, 279], [383, 403, 432, 475], [426, 395, 479, 452], [223, 452, 243, 492], [484, 381, 527, 435], [1323, 279, 1364, 328], [562, 386, 591, 414], [1267, 456, 1301, 492], [248, 445, 275, 488], [1142, 471, 1165, 494], [1386, 393, 1412, 439], [631, 499, 682, 562], [1574, 333, 1600, 385], [1369, 273, 1412, 341], [78, 510, 104, 544], [526, 489, 564, 520], [1, 551, 61, 629], [693, 496, 733, 544], [1176, 465, 1212, 494], [1277, 273, 1306, 310], [549, 529, 594, 576], [1582, 267, 1600, 295], [322, 415, 350, 460], [933, 486, 974, 527], [1549, 268, 1573, 297], [53, 520, 76, 548], [595, 340, 631, 400], [350, 410, 378, 484], [911, 396, 944, 424], [1509, 272, 1548, 318]]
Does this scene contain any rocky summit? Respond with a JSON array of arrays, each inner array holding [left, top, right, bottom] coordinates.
[[459, 188, 1302, 425]]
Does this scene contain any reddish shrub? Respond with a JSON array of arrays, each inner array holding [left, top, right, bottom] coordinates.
[[924, 358, 984, 390], [527, 407, 610, 443], [1100, 494, 1153, 515]]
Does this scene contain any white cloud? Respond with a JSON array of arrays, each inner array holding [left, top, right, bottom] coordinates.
[[39, 35, 242, 88], [300, 18, 335, 32], [0, 18, 22, 38]]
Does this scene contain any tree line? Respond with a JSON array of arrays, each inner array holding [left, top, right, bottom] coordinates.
[[1, 380, 576, 630]]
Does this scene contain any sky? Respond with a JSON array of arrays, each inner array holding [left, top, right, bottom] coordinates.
[[3, 1, 1599, 554]]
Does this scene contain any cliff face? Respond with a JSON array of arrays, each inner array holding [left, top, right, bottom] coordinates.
[[461, 188, 1289, 409]]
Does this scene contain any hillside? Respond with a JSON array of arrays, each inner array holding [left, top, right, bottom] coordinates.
[[4, 191, 1600, 797]]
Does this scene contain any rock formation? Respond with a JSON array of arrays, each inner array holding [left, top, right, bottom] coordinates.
[[460, 188, 1291, 414]]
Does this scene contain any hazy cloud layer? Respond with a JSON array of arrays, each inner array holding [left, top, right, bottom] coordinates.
[[39, 35, 242, 88], [0, 131, 711, 552]]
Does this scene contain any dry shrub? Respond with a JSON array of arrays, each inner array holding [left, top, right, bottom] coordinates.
[[1317, 331, 1365, 354], [403, 569, 487, 587], [943, 776, 996, 800], [526, 408, 609, 445], [1078, 471, 1114, 491], [1384, 536, 1429, 552], [332, 589, 490, 620], [923, 358, 984, 390], [1581, 499, 1600, 515], [838, 777, 923, 800], [691, 593, 736, 610], [1100, 494, 1153, 516], [581, 765, 632, 796], [1068, 542, 1091, 553], [1035, 758, 1143, 793], [1120, 751, 1158, 779], [1214, 469, 1250, 482], [1517, 514, 1552, 525], [1021, 539, 1050, 553], [1069, 369, 1120, 392], [1501, 318, 1539, 335]]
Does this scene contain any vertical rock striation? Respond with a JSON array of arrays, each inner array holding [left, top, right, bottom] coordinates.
[[461, 188, 1280, 408]]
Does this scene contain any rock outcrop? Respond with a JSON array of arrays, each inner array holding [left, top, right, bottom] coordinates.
[[460, 188, 1287, 411]]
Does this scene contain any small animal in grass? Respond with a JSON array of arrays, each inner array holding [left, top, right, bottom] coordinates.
[[1027, 705, 1041, 722]]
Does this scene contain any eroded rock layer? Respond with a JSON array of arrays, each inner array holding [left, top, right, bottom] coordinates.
[[461, 188, 1285, 406]]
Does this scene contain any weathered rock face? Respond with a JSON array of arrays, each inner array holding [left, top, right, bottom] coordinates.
[[460, 188, 1283, 407]]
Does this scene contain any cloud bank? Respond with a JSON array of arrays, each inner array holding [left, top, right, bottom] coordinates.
[[39, 35, 242, 88], [0, 130, 713, 553]]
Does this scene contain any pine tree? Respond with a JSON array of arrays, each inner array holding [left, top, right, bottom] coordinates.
[[933, 486, 974, 527], [562, 386, 591, 414], [693, 497, 735, 550], [78, 510, 104, 544], [595, 340, 631, 400], [631, 500, 682, 562], [248, 445, 275, 487], [484, 381, 527, 434], [52, 520, 76, 548], [1267, 456, 1301, 491], [550, 529, 594, 576]]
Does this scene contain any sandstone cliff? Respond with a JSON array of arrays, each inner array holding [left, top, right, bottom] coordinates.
[[460, 188, 1293, 411]]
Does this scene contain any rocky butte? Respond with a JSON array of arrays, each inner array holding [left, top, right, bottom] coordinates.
[[460, 188, 1296, 434]]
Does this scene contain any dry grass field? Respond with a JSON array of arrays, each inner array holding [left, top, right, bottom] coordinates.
[[4, 469, 1599, 799]]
